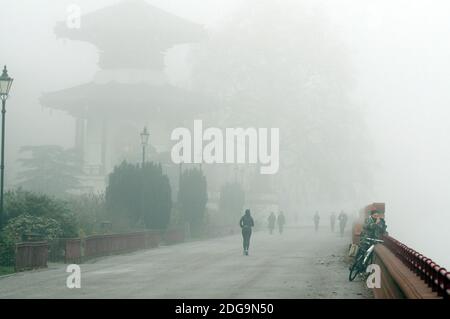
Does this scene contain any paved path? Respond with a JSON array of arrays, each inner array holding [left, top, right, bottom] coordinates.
[[0, 227, 372, 298]]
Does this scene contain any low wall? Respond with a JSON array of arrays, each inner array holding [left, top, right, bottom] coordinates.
[[15, 242, 49, 272], [373, 245, 437, 298], [84, 232, 146, 258], [48, 238, 71, 262], [162, 228, 185, 245], [204, 225, 240, 239], [65, 230, 162, 263], [65, 238, 82, 264], [16, 224, 235, 268], [352, 222, 362, 245], [372, 236, 449, 299]]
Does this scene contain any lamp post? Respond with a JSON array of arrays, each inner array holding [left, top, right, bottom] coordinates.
[[140, 126, 149, 166], [0, 66, 13, 229]]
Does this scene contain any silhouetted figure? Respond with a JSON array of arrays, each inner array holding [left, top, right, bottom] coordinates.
[[277, 211, 285, 234], [268, 212, 276, 234], [314, 211, 320, 232], [330, 212, 336, 232], [240, 209, 254, 255], [338, 211, 348, 237]]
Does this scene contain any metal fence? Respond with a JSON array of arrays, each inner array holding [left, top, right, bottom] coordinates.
[[383, 235, 450, 299]]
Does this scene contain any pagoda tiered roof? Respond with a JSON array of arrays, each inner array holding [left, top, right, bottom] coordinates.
[[54, 0, 206, 69], [42, 0, 212, 119], [40, 82, 212, 120]]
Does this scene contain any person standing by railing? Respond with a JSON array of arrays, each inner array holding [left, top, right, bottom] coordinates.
[[360, 209, 387, 241]]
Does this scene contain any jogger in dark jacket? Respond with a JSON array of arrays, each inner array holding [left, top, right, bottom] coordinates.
[[240, 209, 254, 256]]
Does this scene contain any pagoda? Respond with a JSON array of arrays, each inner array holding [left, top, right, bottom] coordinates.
[[40, 0, 211, 192]]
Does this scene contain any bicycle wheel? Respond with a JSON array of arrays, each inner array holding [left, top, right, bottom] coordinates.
[[349, 253, 365, 281]]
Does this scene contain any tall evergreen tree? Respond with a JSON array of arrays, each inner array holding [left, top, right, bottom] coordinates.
[[178, 168, 208, 237], [105, 161, 172, 230], [219, 182, 245, 222], [17, 145, 82, 197]]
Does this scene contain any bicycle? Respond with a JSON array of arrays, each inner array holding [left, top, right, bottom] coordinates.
[[349, 237, 384, 281]]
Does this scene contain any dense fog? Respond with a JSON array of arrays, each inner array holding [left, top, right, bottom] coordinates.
[[1, 0, 449, 267]]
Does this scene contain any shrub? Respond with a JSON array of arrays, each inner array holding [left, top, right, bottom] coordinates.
[[3, 214, 62, 242], [4, 189, 79, 238], [0, 232, 15, 267], [66, 193, 107, 235], [0, 214, 63, 267]]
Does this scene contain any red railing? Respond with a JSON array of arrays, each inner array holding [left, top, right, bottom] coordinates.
[[84, 232, 147, 258], [15, 241, 49, 272], [204, 225, 239, 238], [65, 238, 82, 264], [162, 228, 185, 245], [64, 230, 162, 263], [383, 235, 450, 299]]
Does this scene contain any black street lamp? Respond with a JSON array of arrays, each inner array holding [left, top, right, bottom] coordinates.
[[140, 126, 149, 166], [0, 66, 13, 229]]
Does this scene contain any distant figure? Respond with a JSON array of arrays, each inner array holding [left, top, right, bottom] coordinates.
[[330, 212, 336, 232], [268, 212, 276, 234], [314, 211, 320, 232], [277, 211, 286, 234], [338, 211, 348, 237], [240, 209, 255, 256]]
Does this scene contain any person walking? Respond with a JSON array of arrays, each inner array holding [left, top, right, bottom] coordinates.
[[277, 211, 286, 234], [338, 211, 348, 237], [330, 212, 336, 232], [314, 211, 320, 232], [240, 209, 254, 256], [268, 212, 276, 234]]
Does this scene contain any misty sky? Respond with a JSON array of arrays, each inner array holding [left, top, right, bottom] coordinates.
[[1, 0, 450, 265]]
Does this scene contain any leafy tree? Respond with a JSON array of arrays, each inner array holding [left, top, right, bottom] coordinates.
[[4, 189, 78, 237], [178, 168, 208, 237], [219, 182, 245, 222], [66, 193, 107, 235], [105, 161, 172, 230], [16, 145, 82, 197], [189, 0, 372, 210], [0, 230, 15, 267]]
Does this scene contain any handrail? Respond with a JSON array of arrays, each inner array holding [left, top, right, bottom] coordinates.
[[382, 235, 450, 299]]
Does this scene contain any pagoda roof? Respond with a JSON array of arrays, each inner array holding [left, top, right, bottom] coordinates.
[[55, 0, 206, 69], [40, 82, 213, 120]]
